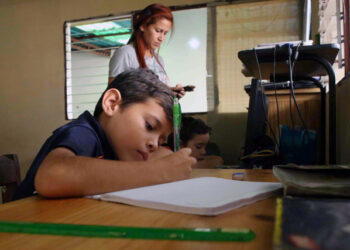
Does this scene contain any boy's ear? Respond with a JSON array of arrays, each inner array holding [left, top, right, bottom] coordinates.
[[102, 89, 122, 116]]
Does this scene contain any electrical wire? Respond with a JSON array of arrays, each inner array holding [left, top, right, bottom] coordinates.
[[288, 43, 311, 141], [288, 44, 295, 128], [240, 149, 275, 160], [272, 45, 281, 143], [253, 48, 279, 148]]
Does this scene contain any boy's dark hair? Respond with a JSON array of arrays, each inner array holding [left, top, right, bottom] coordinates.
[[167, 116, 212, 150], [94, 68, 174, 122]]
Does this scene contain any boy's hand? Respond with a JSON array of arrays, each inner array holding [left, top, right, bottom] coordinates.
[[155, 148, 196, 182]]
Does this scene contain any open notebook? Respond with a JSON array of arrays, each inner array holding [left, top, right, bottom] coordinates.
[[89, 177, 282, 216]]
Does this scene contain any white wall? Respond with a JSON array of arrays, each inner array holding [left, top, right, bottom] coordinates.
[[160, 8, 208, 113]]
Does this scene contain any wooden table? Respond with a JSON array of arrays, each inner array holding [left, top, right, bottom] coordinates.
[[0, 169, 279, 249]]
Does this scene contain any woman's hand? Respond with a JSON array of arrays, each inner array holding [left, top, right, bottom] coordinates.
[[171, 84, 185, 98]]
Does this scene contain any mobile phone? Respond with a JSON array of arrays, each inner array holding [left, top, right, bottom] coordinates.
[[183, 85, 195, 92]]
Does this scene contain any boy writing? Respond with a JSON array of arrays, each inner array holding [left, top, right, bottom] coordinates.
[[14, 69, 196, 200]]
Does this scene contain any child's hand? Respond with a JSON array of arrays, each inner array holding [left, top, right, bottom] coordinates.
[[194, 155, 223, 169], [149, 146, 172, 161], [155, 148, 197, 182]]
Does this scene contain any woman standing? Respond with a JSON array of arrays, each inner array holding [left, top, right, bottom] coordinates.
[[109, 3, 185, 97]]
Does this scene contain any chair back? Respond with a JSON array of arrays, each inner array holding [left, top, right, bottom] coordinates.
[[0, 154, 21, 203]]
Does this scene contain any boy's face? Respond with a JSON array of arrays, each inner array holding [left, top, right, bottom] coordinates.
[[104, 98, 172, 161], [184, 133, 210, 161]]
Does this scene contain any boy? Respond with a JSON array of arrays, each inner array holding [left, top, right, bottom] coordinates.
[[14, 69, 196, 200], [167, 116, 223, 168]]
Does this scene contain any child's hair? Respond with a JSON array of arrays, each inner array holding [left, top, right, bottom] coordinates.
[[94, 68, 174, 122], [128, 3, 174, 68], [167, 116, 212, 150]]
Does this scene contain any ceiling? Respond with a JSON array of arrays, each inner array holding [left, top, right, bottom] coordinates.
[[70, 19, 132, 57]]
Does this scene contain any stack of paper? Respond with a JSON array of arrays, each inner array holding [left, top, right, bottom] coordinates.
[[90, 177, 282, 215], [273, 164, 350, 197]]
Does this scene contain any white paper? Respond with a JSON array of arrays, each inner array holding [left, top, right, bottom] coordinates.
[[89, 177, 282, 215]]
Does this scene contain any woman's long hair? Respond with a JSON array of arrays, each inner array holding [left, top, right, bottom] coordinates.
[[128, 4, 173, 68]]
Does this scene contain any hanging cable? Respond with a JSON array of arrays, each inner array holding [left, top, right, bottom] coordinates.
[[272, 45, 281, 143], [253, 48, 279, 148], [288, 43, 311, 141]]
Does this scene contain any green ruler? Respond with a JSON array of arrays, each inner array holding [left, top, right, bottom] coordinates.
[[0, 221, 255, 242]]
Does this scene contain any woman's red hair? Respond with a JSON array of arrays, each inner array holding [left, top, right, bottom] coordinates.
[[128, 4, 174, 68]]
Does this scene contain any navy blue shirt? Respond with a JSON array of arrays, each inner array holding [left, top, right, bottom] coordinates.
[[14, 111, 116, 200]]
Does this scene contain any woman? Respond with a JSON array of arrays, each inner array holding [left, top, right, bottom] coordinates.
[[109, 4, 185, 97]]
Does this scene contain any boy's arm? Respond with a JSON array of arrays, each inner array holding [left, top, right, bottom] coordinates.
[[35, 147, 196, 198], [193, 155, 223, 169]]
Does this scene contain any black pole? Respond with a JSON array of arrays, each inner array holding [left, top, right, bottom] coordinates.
[[298, 54, 336, 164]]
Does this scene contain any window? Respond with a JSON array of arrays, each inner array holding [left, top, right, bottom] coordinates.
[[64, 7, 212, 119], [215, 0, 301, 113], [319, 0, 349, 78], [342, 0, 349, 74], [64, 15, 132, 119]]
